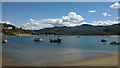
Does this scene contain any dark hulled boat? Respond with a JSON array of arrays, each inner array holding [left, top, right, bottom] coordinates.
[[50, 38, 62, 43], [101, 39, 107, 42], [110, 41, 120, 45]]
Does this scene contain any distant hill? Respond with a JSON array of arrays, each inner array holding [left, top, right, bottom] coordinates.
[[34, 24, 120, 35], [1, 23, 33, 35], [1, 23, 120, 35]]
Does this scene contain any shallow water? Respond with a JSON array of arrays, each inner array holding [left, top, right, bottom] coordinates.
[[2, 35, 119, 66]]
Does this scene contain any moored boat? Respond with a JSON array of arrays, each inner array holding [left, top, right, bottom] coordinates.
[[33, 38, 43, 42], [109, 41, 120, 45], [101, 39, 107, 42], [2, 39, 7, 43], [50, 38, 62, 43]]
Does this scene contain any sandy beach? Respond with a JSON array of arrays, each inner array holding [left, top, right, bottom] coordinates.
[[15, 34, 33, 36], [109, 35, 120, 37], [47, 52, 118, 66], [2, 51, 118, 66], [55, 54, 118, 66], [2, 53, 17, 66]]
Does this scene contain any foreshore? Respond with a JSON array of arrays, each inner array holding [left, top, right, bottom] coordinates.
[[53, 54, 118, 66], [4, 34, 120, 37], [5, 34, 34, 37], [15, 34, 33, 36], [109, 35, 120, 37], [2, 53, 17, 66], [3, 51, 118, 66], [47, 51, 118, 66]]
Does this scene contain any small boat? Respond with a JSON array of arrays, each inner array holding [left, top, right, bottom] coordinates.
[[2, 35, 8, 43], [50, 38, 62, 43], [101, 39, 107, 42], [110, 41, 120, 45], [33, 38, 43, 42], [2, 39, 7, 43]]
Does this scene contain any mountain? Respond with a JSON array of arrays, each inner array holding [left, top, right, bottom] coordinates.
[[34, 24, 120, 35]]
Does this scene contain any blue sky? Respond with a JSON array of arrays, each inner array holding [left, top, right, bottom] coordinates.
[[2, 0, 119, 2], [2, 2, 119, 29]]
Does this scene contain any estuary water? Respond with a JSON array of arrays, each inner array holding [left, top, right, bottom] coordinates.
[[2, 35, 119, 66]]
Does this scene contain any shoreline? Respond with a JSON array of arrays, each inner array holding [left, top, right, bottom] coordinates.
[[46, 50, 118, 66], [55, 54, 118, 66], [5, 34, 35, 37], [2, 50, 118, 66], [5, 34, 120, 37], [48, 53, 118, 66], [2, 53, 17, 66], [16, 34, 34, 36]]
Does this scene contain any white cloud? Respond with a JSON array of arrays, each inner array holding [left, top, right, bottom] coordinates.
[[80, 22, 91, 25], [110, 2, 120, 9], [22, 12, 84, 30], [74, 20, 119, 26], [30, 18, 36, 21], [89, 10, 96, 13], [21, 11, 119, 30], [0, 21, 14, 25], [92, 20, 119, 26], [102, 12, 111, 17]]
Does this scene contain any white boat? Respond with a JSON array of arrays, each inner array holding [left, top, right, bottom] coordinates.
[[2, 39, 7, 43], [33, 38, 43, 42], [2, 35, 8, 43]]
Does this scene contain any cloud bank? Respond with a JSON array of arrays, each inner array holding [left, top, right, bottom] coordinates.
[[22, 12, 84, 30], [1, 21, 14, 25], [21, 12, 119, 30], [110, 2, 120, 9], [92, 20, 119, 26], [1, 12, 119, 30]]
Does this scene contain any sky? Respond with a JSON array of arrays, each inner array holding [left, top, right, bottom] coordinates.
[[2, 2, 120, 30], [2, 0, 120, 2]]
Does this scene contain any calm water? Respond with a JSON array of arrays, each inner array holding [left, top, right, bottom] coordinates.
[[2, 35, 119, 66]]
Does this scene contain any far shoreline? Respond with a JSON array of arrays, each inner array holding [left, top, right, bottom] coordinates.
[[4, 34, 120, 37]]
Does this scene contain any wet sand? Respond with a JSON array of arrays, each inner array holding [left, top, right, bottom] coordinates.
[[2, 53, 17, 66], [55, 54, 118, 66], [2, 50, 118, 66], [47, 52, 118, 66], [0, 51, 2, 67]]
